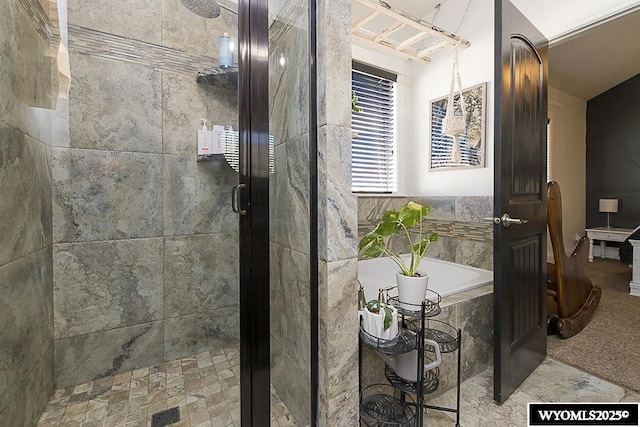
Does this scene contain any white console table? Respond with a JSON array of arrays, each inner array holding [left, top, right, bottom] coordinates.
[[585, 227, 634, 262], [629, 240, 640, 297]]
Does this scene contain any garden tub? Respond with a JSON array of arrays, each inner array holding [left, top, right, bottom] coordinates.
[[358, 255, 493, 301]]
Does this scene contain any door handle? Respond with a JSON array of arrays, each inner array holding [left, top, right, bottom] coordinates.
[[483, 213, 528, 228], [483, 217, 501, 224], [231, 184, 247, 215]]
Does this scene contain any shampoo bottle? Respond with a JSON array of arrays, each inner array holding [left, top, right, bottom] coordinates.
[[197, 119, 213, 156], [219, 32, 233, 69]]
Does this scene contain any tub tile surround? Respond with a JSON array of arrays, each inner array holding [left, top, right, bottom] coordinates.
[[358, 196, 494, 270], [453, 288, 493, 388]]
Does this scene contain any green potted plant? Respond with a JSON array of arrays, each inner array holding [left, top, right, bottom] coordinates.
[[362, 298, 398, 341], [352, 90, 362, 113], [359, 201, 438, 309]]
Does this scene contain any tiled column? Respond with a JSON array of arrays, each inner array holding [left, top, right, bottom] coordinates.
[[316, 0, 359, 424]]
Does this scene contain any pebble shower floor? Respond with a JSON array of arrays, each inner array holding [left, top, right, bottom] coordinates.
[[36, 346, 298, 426]]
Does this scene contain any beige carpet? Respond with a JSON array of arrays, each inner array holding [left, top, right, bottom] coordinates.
[[548, 258, 640, 391]]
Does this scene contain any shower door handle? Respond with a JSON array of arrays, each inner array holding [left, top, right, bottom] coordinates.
[[232, 184, 247, 215]]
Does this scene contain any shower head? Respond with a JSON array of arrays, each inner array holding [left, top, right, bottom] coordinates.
[[180, 0, 221, 18]]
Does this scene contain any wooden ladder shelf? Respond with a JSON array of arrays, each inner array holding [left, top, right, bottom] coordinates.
[[352, 0, 470, 63]]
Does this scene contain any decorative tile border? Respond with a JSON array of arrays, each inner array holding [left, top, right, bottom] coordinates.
[[68, 24, 215, 75], [358, 218, 493, 242]]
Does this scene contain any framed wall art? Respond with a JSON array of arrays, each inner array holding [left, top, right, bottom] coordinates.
[[429, 82, 487, 171]]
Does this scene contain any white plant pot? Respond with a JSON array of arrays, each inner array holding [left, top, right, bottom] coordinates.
[[362, 306, 399, 341], [396, 272, 429, 310]]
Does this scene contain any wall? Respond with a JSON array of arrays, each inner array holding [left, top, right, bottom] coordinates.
[[403, 0, 495, 197], [351, 2, 496, 271], [586, 74, 640, 230], [52, 0, 240, 388], [511, 0, 640, 40], [548, 86, 587, 250], [352, 0, 494, 197], [0, 0, 56, 423], [268, 3, 312, 425], [358, 196, 493, 271]]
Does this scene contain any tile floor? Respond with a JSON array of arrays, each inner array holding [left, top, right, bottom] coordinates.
[[424, 357, 640, 426], [37, 352, 640, 426], [37, 346, 299, 427]]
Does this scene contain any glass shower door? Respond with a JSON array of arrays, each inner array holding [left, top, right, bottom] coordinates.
[[268, 0, 315, 425], [237, 0, 316, 424]]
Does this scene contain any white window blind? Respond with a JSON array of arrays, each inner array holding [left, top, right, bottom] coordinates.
[[351, 63, 397, 193]]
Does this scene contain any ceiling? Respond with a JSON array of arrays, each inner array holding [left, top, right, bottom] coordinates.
[[545, 9, 640, 100], [352, 0, 640, 100]]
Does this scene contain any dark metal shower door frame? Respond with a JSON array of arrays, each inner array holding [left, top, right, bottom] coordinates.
[[237, 0, 318, 425]]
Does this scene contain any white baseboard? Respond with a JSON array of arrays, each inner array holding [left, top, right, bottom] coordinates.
[[630, 281, 640, 297]]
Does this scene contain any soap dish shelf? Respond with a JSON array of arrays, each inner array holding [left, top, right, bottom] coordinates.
[[196, 67, 238, 90]]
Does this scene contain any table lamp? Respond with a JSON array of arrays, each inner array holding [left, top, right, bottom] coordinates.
[[599, 198, 618, 229]]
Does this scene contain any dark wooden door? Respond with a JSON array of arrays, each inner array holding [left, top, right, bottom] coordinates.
[[493, 0, 548, 404]]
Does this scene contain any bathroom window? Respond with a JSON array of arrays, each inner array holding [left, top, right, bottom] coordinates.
[[351, 62, 397, 193]]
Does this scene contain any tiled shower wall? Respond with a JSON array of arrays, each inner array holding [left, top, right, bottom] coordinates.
[[269, 2, 312, 425], [358, 196, 494, 270], [0, 0, 57, 424], [52, 0, 240, 388]]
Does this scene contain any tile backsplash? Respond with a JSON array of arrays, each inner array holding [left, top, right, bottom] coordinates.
[[358, 196, 494, 271]]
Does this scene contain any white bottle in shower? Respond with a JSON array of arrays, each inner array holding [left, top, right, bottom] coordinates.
[[197, 119, 213, 156], [219, 32, 233, 69]]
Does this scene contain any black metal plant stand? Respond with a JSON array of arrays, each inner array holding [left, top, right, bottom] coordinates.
[[359, 288, 463, 426]]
